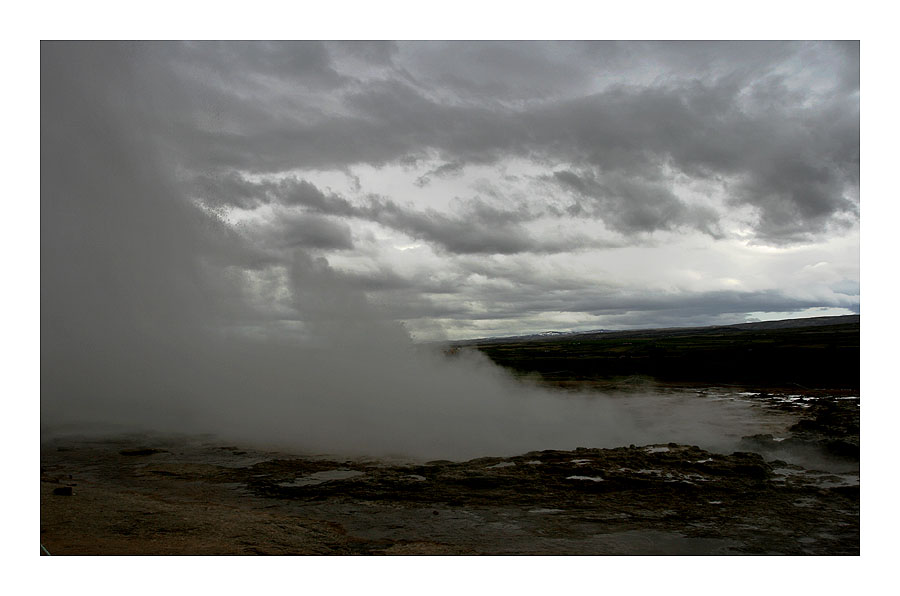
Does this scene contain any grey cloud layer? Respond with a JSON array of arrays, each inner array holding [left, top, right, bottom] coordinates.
[[387, 282, 857, 324], [551, 169, 722, 236], [44, 41, 859, 345], [160, 41, 857, 245], [194, 174, 605, 255]]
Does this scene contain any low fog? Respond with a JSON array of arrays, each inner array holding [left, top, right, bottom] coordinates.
[[41, 43, 788, 460]]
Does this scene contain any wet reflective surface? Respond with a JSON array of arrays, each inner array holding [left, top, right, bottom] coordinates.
[[40, 389, 858, 555]]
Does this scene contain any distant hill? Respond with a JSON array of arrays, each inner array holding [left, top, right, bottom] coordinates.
[[453, 315, 860, 346], [724, 315, 859, 331], [450, 315, 859, 391]]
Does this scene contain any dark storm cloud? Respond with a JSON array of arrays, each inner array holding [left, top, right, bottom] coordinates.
[[155, 41, 857, 244], [165, 74, 524, 172], [254, 212, 355, 251], [192, 173, 359, 217], [173, 40, 349, 91], [414, 160, 465, 187], [343, 192, 610, 255], [361, 195, 545, 255], [193, 172, 607, 256], [191, 171, 269, 211], [326, 40, 399, 66], [377, 208, 522, 254], [373, 201, 617, 256], [395, 41, 802, 104], [725, 98, 860, 243], [72, 39, 857, 342], [551, 169, 721, 236], [42, 41, 859, 328], [530, 78, 858, 241]]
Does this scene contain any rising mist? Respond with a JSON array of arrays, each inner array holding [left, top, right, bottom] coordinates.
[[41, 42, 776, 460]]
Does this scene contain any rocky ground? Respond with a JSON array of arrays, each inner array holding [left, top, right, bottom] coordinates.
[[40, 392, 859, 555]]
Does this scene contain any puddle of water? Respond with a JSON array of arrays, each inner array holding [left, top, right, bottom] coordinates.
[[277, 469, 364, 487], [566, 475, 604, 482], [486, 462, 516, 469], [587, 529, 738, 555], [645, 446, 670, 453]]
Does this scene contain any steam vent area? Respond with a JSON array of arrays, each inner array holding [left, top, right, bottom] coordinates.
[[42, 318, 860, 555]]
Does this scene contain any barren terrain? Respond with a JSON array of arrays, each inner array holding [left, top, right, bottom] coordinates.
[[41, 391, 858, 555]]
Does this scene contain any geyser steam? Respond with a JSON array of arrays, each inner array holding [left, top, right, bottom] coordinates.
[[42, 43, 763, 460]]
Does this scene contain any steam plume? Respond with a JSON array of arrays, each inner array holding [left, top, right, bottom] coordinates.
[[41, 43, 768, 460]]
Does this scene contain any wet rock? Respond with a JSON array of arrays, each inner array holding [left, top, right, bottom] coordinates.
[[41, 433, 860, 555], [789, 400, 859, 437], [822, 439, 859, 459], [119, 448, 168, 456], [728, 452, 770, 480], [52, 486, 74, 496], [829, 485, 859, 499]]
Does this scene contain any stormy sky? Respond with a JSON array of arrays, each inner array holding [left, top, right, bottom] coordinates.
[[43, 41, 858, 343], [40, 40, 863, 457], [29, 25, 889, 585]]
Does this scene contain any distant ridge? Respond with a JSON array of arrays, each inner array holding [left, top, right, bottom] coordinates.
[[454, 314, 859, 346], [723, 314, 859, 331], [453, 314, 859, 389]]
